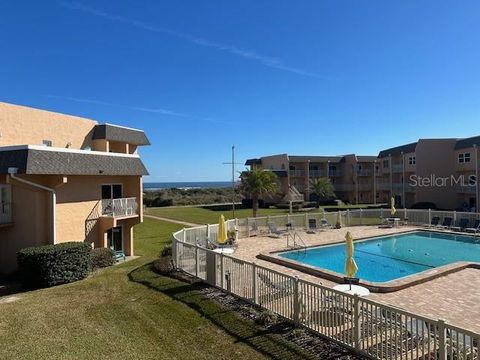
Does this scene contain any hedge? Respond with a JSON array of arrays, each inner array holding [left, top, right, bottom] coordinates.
[[17, 242, 92, 288], [91, 248, 115, 270]]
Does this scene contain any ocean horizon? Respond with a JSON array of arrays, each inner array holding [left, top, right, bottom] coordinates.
[[144, 181, 236, 190]]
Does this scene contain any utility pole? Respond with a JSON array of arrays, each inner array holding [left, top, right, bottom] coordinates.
[[222, 145, 242, 219]]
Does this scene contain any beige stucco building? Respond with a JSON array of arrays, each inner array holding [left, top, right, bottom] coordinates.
[[246, 136, 479, 210], [0, 102, 149, 274]]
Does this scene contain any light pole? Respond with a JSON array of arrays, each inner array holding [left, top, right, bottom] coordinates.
[[222, 145, 242, 219]]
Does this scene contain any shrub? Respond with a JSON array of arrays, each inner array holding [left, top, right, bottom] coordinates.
[[90, 248, 115, 269], [160, 244, 172, 258], [256, 310, 278, 326], [153, 257, 174, 274], [17, 242, 91, 288]]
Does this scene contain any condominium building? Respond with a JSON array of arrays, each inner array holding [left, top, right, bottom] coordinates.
[[0, 102, 149, 273], [246, 136, 479, 210]]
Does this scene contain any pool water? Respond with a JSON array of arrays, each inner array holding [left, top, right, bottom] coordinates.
[[279, 231, 480, 283]]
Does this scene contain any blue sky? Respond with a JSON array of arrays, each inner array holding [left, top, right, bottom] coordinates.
[[1, 1, 479, 182]]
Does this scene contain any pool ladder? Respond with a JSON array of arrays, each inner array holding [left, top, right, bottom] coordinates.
[[287, 231, 307, 254]]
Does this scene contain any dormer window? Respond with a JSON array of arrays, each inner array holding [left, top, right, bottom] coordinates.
[[42, 140, 52, 147]]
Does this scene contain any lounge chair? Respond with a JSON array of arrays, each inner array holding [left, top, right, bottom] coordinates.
[[465, 219, 480, 234], [320, 218, 334, 229], [427, 216, 440, 227], [307, 218, 317, 233], [267, 222, 286, 237], [207, 237, 236, 251], [438, 217, 453, 229], [113, 249, 126, 262], [258, 272, 294, 292], [451, 218, 470, 232]]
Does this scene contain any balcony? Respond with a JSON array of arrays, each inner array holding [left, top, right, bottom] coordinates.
[[356, 169, 372, 176], [0, 202, 12, 225], [329, 170, 342, 177], [289, 170, 305, 177], [334, 184, 354, 191], [101, 198, 138, 218], [456, 185, 476, 194], [309, 170, 327, 177], [392, 164, 404, 173]]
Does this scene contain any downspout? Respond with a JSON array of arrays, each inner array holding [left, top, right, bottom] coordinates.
[[8, 168, 56, 245]]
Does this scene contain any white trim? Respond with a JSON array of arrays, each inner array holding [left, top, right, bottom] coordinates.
[[104, 123, 145, 133], [0, 145, 140, 158]]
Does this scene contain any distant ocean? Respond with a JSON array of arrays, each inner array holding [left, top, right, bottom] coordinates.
[[144, 181, 235, 191]]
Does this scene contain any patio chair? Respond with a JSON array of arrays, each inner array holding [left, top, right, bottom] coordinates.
[[427, 216, 440, 228], [465, 219, 480, 234], [320, 218, 334, 229], [437, 217, 453, 229], [307, 218, 317, 233], [257, 272, 294, 293], [113, 249, 126, 262], [267, 222, 286, 237], [207, 237, 236, 251], [451, 218, 470, 232], [249, 221, 259, 236]]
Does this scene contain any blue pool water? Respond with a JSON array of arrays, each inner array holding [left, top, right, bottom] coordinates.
[[279, 231, 480, 283]]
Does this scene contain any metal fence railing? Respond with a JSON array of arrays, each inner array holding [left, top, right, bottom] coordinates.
[[172, 209, 480, 360]]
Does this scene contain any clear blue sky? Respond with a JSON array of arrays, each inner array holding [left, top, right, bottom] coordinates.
[[1, 1, 479, 182]]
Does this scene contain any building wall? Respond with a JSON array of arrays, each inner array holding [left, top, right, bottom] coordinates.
[[0, 174, 142, 273], [0, 102, 97, 149]]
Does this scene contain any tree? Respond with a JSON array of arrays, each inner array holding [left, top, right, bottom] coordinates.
[[310, 177, 335, 207], [240, 168, 278, 217]]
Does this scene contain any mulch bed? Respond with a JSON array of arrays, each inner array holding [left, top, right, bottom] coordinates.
[[173, 271, 367, 360]]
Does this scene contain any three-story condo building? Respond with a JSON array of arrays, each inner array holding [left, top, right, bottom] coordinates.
[[246, 136, 479, 210], [0, 102, 149, 273]]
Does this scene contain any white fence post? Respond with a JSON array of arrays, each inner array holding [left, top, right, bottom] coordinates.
[[347, 209, 351, 226], [453, 210, 457, 223], [359, 208, 363, 225], [304, 213, 308, 229], [195, 245, 199, 278], [220, 253, 224, 289], [438, 319, 446, 360], [353, 295, 361, 350], [252, 262, 257, 304], [293, 276, 300, 325], [428, 208, 432, 225]]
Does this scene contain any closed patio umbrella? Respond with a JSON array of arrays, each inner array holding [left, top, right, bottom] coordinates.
[[390, 197, 396, 217], [345, 232, 358, 287], [218, 214, 228, 245]]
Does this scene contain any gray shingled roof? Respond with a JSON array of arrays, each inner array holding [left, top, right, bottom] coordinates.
[[357, 156, 377, 162], [289, 155, 343, 162], [245, 158, 262, 166], [92, 124, 150, 146], [0, 148, 148, 176], [455, 136, 480, 150], [378, 142, 417, 158]]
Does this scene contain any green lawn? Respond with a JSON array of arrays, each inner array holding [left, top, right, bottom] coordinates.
[[145, 204, 375, 225], [0, 218, 313, 360]]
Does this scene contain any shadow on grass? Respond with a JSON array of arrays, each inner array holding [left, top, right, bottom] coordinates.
[[128, 263, 315, 360]]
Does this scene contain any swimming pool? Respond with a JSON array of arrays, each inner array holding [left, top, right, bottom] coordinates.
[[278, 231, 480, 283]]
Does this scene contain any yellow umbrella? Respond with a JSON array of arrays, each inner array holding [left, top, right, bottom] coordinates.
[[345, 231, 358, 279], [390, 197, 396, 216], [218, 215, 228, 245]]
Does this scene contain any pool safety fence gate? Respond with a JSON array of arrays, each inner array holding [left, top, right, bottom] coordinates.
[[172, 209, 480, 360]]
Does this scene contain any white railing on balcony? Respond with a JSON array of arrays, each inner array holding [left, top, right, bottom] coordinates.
[[289, 169, 305, 177], [308, 170, 327, 177], [329, 170, 342, 177], [0, 202, 12, 224], [101, 197, 138, 217], [172, 209, 480, 360]]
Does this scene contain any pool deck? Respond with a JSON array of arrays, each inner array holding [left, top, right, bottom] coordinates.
[[233, 225, 480, 333]]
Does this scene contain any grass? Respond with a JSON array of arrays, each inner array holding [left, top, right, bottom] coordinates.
[[145, 204, 376, 225], [0, 218, 313, 360]]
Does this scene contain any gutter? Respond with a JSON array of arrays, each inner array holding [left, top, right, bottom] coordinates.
[[7, 168, 56, 245]]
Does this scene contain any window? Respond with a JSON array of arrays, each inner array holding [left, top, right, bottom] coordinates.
[[383, 160, 389, 168], [408, 156, 416, 165], [458, 153, 471, 163], [101, 184, 122, 200], [42, 140, 52, 147]]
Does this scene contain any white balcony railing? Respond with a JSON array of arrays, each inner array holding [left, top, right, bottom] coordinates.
[[289, 170, 305, 177], [309, 170, 327, 178], [0, 202, 12, 224], [101, 197, 138, 217]]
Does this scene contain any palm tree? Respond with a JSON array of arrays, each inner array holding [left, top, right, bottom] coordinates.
[[310, 177, 335, 207], [240, 168, 278, 217]]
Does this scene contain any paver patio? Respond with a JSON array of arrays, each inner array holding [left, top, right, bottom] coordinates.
[[232, 226, 480, 333]]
